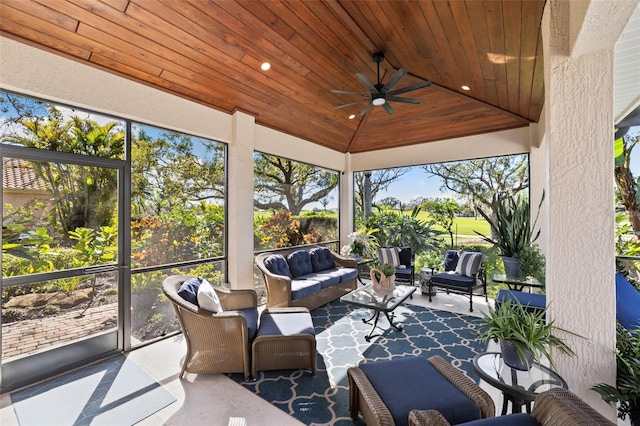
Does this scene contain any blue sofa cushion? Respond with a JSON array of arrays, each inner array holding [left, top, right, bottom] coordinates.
[[443, 250, 460, 271], [258, 311, 315, 337], [238, 307, 259, 339], [359, 357, 480, 426], [336, 267, 358, 282], [310, 247, 336, 272], [287, 250, 314, 277], [395, 267, 413, 279], [460, 413, 538, 426], [616, 273, 640, 331], [496, 289, 546, 314], [263, 254, 293, 279], [177, 276, 202, 305], [291, 279, 322, 300], [431, 272, 475, 289], [298, 271, 341, 288]]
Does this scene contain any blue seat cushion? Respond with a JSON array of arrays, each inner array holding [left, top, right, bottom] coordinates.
[[309, 247, 336, 272], [336, 267, 358, 282], [257, 311, 315, 337], [263, 254, 293, 279], [496, 290, 546, 314], [395, 267, 413, 279], [359, 357, 480, 426], [238, 307, 259, 340], [298, 271, 341, 288], [177, 276, 202, 305], [616, 273, 640, 331], [460, 413, 538, 426], [287, 250, 314, 277], [443, 250, 460, 271], [431, 272, 475, 289], [291, 279, 321, 300]]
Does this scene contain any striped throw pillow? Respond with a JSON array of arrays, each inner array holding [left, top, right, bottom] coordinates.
[[455, 251, 484, 277], [376, 247, 400, 267]]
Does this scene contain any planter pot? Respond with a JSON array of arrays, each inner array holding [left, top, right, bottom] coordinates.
[[502, 256, 522, 278], [500, 339, 533, 371], [370, 268, 396, 296]]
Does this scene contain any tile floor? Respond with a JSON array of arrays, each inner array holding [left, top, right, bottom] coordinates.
[[0, 290, 508, 426]]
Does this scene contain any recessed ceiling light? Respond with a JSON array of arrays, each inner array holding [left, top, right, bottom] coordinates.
[[349, 114, 356, 120], [260, 62, 271, 71], [461, 85, 471, 91]]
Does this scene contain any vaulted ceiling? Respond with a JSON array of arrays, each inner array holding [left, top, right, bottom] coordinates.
[[0, 0, 545, 153]]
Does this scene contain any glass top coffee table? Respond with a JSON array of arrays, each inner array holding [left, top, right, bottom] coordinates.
[[492, 273, 544, 292], [340, 284, 416, 341], [473, 352, 568, 414]]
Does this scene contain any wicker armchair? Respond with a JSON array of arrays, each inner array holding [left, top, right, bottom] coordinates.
[[162, 275, 258, 379], [408, 388, 614, 426]]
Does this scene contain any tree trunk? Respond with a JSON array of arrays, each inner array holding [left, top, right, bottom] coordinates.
[[364, 171, 372, 218], [615, 164, 640, 233]]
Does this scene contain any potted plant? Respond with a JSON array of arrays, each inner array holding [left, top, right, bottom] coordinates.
[[370, 263, 396, 296], [475, 192, 544, 278], [592, 324, 640, 426], [341, 227, 379, 260], [477, 299, 578, 371]]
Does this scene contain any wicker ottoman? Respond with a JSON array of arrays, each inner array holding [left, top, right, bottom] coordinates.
[[251, 307, 317, 378]]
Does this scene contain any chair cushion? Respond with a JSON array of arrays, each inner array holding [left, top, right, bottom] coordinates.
[[377, 247, 400, 267], [431, 272, 475, 289], [358, 357, 480, 426], [616, 273, 640, 331], [443, 250, 460, 271], [460, 413, 538, 426], [398, 247, 413, 268], [287, 250, 314, 277], [257, 311, 315, 337], [177, 276, 202, 305], [197, 279, 224, 312], [298, 270, 341, 289], [455, 252, 483, 277], [395, 267, 413, 279], [310, 247, 336, 272], [291, 278, 322, 300], [263, 254, 293, 279], [335, 267, 358, 282], [238, 307, 259, 339], [496, 290, 546, 314]]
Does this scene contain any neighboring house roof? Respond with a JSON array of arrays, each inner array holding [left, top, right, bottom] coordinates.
[[3, 157, 48, 191]]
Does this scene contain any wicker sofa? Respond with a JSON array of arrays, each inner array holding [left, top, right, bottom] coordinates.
[[255, 246, 358, 310]]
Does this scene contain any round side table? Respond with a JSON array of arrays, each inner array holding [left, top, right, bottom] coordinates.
[[473, 352, 568, 414]]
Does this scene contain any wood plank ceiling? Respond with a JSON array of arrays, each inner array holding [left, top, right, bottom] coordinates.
[[0, 0, 545, 154]]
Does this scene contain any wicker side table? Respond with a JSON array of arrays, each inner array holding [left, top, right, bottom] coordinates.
[[251, 307, 316, 378]]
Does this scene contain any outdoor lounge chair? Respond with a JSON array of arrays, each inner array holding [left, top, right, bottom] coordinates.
[[162, 275, 259, 379], [376, 246, 415, 284], [427, 250, 487, 312]]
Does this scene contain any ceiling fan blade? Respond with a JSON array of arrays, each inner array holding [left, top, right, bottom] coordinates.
[[383, 68, 407, 92], [331, 89, 370, 97], [382, 102, 395, 115], [358, 102, 374, 116], [387, 80, 432, 96], [388, 96, 422, 104], [356, 72, 377, 92], [336, 100, 369, 109]]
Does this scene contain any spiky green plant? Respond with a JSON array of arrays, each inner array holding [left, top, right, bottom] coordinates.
[[474, 192, 544, 258], [477, 299, 579, 370]]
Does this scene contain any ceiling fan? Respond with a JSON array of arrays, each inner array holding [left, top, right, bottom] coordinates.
[[332, 51, 431, 116]]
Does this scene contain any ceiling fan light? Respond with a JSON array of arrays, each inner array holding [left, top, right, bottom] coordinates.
[[372, 97, 386, 106]]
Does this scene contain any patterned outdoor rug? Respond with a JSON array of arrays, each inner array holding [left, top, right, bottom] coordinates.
[[11, 355, 175, 426], [229, 300, 488, 426]]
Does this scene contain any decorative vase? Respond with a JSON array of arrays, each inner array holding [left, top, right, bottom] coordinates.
[[370, 268, 396, 296], [500, 339, 533, 371], [502, 256, 522, 278]]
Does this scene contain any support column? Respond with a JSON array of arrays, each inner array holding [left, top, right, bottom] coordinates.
[[227, 110, 256, 289], [541, 0, 636, 416], [340, 153, 355, 248]]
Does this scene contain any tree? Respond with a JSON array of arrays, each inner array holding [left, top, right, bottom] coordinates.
[[253, 153, 338, 215], [427, 198, 459, 248], [615, 131, 640, 234], [378, 197, 401, 209], [423, 155, 529, 214], [355, 168, 409, 218]]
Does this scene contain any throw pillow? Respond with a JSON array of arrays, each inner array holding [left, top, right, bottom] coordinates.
[[197, 279, 224, 312], [177, 276, 203, 305], [455, 252, 483, 277], [376, 247, 400, 267]]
